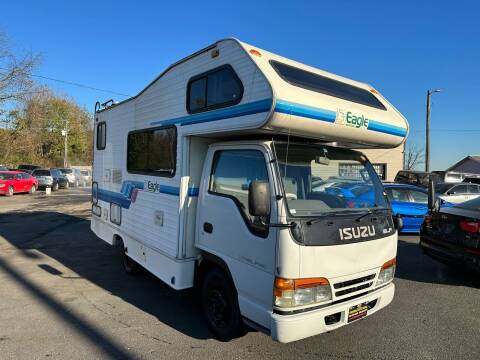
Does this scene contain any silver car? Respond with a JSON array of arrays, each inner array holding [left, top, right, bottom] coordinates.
[[436, 182, 480, 204]]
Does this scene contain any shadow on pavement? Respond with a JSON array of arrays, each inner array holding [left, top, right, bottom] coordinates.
[[395, 239, 480, 288], [0, 210, 214, 349]]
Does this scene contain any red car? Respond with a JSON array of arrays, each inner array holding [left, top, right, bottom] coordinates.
[[0, 171, 38, 196]]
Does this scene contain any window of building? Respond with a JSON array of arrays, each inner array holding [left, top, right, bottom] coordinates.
[[127, 126, 176, 177], [270, 60, 387, 111], [97, 122, 106, 150], [187, 65, 243, 113], [338, 163, 386, 180]]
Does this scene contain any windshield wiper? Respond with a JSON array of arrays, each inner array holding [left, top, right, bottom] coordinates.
[[355, 207, 388, 222], [305, 208, 388, 226], [305, 211, 356, 226]]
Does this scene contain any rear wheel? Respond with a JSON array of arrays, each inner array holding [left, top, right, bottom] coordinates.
[[201, 267, 243, 341], [52, 182, 59, 191], [122, 248, 139, 275], [29, 185, 36, 194], [6, 186, 14, 197]]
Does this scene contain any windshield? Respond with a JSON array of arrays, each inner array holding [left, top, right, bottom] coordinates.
[[60, 168, 72, 174], [274, 143, 388, 217]]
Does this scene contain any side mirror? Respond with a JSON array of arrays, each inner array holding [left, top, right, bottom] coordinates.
[[393, 214, 403, 231], [427, 178, 436, 210], [248, 180, 271, 217]]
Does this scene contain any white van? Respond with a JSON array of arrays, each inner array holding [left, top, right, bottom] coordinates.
[[91, 39, 408, 343]]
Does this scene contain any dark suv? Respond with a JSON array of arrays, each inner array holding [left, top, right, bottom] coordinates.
[[31, 168, 69, 191], [394, 170, 437, 187]]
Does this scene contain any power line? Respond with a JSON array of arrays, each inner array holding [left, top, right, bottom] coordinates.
[[0, 67, 131, 97], [410, 129, 480, 133]]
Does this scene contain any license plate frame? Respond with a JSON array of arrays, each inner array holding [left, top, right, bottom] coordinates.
[[348, 302, 369, 323]]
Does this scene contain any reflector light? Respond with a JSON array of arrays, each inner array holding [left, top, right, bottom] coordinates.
[[249, 49, 262, 57]]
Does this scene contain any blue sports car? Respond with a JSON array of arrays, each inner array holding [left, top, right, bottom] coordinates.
[[383, 184, 431, 233]]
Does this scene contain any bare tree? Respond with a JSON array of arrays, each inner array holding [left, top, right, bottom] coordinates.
[[404, 144, 424, 170], [0, 32, 40, 104]]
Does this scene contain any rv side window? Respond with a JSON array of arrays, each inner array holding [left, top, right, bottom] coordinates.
[[97, 122, 106, 150], [127, 126, 176, 177], [187, 65, 243, 113], [270, 60, 387, 111]]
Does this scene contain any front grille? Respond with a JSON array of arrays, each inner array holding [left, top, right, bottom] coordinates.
[[334, 274, 375, 289], [335, 282, 373, 297]]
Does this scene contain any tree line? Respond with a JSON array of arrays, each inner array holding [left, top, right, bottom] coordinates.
[[0, 32, 92, 168]]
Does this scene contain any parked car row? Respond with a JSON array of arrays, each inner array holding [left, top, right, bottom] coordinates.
[[0, 165, 92, 197]]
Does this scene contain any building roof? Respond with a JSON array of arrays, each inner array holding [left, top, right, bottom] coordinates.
[[446, 156, 480, 171]]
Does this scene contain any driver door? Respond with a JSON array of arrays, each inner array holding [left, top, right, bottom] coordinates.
[[196, 145, 277, 328]]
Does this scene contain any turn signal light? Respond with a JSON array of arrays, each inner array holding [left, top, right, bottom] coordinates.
[[274, 277, 331, 308], [381, 258, 396, 270]]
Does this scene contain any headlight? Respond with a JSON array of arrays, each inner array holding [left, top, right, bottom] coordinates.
[[274, 277, 332, 308], [376, 258, 396, 286]]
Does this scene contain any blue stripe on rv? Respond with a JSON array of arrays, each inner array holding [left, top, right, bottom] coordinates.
[[367, 120, 408, 137], [274, 99, 337, 122], [148, 98, 407, 138], [150, 98, 273, 127], [97, 183, 199, 209]]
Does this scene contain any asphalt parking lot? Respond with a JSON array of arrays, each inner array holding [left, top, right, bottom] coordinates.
[[0, 190, 479, 360]]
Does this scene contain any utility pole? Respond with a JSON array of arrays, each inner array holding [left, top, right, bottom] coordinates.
[[425, 89, 441, 172], [62, 121, 68, 168]]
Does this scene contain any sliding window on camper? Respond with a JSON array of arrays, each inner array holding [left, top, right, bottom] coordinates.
[[127, 126, 176, 177]]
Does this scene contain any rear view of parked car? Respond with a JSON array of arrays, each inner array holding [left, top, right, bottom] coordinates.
[[394, 170, 435, 187], [435, 183, 480, 204], [32, 168, 64, 191], [0, 171, 38, 196], [421, 197, 480, 271], [80, 169, 92, 186], [59, 168, 85, 187], [50, 168, 69, 189]]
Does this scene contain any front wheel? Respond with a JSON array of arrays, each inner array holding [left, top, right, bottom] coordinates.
[[29, 185, 36, 194], [6, 186, 14, 197], [201, 267, 243, 341]]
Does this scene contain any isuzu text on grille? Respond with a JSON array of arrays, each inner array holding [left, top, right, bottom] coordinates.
[[339, 225, 376, 240]]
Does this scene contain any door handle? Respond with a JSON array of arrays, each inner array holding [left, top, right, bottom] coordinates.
[[203, 222, 213, 234]]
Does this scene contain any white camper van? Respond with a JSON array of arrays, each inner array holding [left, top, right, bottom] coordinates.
[[91, 39, 408, 343]]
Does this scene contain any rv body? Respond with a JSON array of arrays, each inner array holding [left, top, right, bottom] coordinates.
[[91, 39, 408, 343]]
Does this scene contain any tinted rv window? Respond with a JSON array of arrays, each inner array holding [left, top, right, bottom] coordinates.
[[127, 126, 176, 177], [187, 65, 243, 113], [97, 122, 106, 150], [270, 60, 387, 110]]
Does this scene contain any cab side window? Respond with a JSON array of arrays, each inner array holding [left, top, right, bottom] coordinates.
[[209, 150, 269, 236]]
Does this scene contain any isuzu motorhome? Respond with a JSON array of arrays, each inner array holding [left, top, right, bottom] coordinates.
[[91, 39, 408, 342]]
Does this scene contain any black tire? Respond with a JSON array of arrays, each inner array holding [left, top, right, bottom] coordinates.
[[6, 186, 14, 197], [122, 248, 139, 275], [201, 267, 243, 341], [29, 185, 36, 194], [52, 182, 59, 191]]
